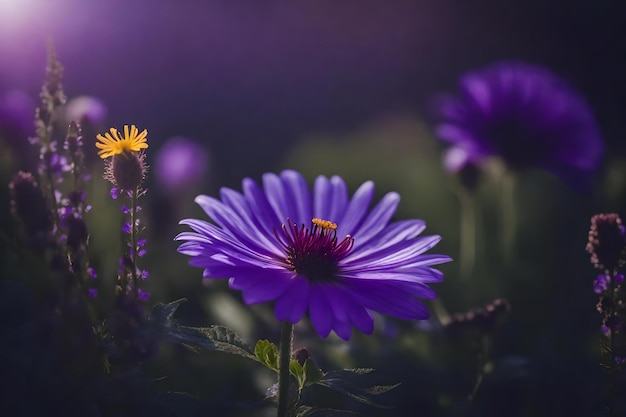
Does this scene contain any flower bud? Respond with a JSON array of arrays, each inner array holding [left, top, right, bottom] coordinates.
[[106, 152, 146, 190]]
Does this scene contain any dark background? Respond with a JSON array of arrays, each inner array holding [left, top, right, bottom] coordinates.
[[1, 0, 625, 185]]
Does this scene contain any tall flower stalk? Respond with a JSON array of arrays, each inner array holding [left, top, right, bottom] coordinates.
[[277, 322, 294, 417], [586, 213, 626, 416], [97, 125, 149, 303]]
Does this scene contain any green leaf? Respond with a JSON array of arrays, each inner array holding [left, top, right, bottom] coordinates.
[[290, 359, 305, 389], [148, 299, 257, 362], [254, 339, 279, 371], [292, 405, 359, 417], [313, 369, 399, 409], [303, 359, 324, 385]]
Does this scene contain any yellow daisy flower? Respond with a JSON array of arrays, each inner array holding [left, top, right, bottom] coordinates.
[[96, 125, 148, 159]]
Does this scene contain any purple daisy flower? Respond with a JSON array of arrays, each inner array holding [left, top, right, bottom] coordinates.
[[176, 170, 451, 340], [434, 61, 604, 187]]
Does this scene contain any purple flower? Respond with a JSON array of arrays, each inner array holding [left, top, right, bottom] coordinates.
[[154, 136, 209, 191], [434, 61, 604, 187], [0, 89, 35, 140], [64, 96, 107, 125], [593, 274, 610, 294], [176, 170, 451, 340]]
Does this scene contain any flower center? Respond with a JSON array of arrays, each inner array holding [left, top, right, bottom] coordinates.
[[276, 218, 354, 282]]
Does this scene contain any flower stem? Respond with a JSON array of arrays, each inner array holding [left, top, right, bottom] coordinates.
[[606, 271, 618, 417], [500, 173, 516, 262], [277, 321, 293, 417], [130, 188, 138, 300], [465, 334, 490, 417], [459, 187, 477, 280]]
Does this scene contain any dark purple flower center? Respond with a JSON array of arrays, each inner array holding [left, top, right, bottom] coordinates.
[[483, 116, 556, 169], [276, 218, 354, 282]]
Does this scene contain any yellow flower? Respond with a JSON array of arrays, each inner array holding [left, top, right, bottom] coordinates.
[[96, 125, 148, 159]]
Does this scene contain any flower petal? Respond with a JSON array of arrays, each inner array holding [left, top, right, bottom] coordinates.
[[309, 284, 333, 337], [338, 180, 374, 236], [274, 277, 310, 323], [280, 170, 312, 225]]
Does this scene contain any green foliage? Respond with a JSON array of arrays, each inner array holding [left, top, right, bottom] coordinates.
[[254, 339, 280, 371], [290, 359, 305, 389], [312, 369, 399, 409], [149, 299, 258, 362], [303, 358, 324, 385], [293, 405, 360, 416]]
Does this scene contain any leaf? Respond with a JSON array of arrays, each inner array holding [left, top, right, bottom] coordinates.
[[290, 359, 305, 389], [149, 298, 186, 323], [254, 339, 279, 371], [292, 405, 360, 417], [303, 359, 324, 385], [148, 299, 258, 362], [313, 369, 399, 409]]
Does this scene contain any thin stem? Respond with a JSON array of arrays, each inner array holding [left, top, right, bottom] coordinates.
[[606, 270, 618, 417], [458, 187, 477, 280], [277, 321, 294, 417], [500, 173, 516, 262], [467, 335, 490, 409], [130, 188, 138, 300]]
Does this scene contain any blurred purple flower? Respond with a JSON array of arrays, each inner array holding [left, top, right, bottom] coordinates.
[[433, 61, 604, 187], [0, 89, 34, 138], [154, 136, 209, 191], [64, 95, 108, 125], [176, 170, 450, 340]]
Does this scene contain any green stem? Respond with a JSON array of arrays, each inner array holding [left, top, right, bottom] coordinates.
[[130, 188, 138, 300], [459, 187, 477, 280], [606, 271, 618, 417], [500, 173, 516, 263], [467, 335, 489, 407], [277, 321, 294, 417]]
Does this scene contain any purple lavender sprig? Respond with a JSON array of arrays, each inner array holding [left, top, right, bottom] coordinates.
[[31, 42, 67, 233], [15, 44, 96, 298], [586, 213, 626, 416]]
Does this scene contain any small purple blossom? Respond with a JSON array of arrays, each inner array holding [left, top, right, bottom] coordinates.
[[137, 288, 150, 301], [121, 204, 129, 214], [594, 274, 610, 294], [88, 267, 97, 279], [88, 288, 98, 299], [122, 222, 132, 234], [601, 324, 611, 336], [110, 187, 120, 199], [177, 170, 451, 340], [433, 61, 604, 188]]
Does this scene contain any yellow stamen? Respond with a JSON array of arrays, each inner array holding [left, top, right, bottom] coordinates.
[[312, 218, 337, 230]]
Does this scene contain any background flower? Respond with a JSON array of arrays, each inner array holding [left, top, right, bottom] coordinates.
[[153, 136, 209, 191], [433, 61, 605, 188], [177, 170, 450, 340]]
